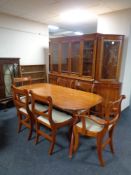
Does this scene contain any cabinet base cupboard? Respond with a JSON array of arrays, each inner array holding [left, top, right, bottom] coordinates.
[[49, 33, 124, 109]]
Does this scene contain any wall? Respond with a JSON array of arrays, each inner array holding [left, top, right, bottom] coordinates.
[[97, 9, 131, 109], [0, 13, 49, 65]]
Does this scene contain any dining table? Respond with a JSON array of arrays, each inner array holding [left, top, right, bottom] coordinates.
[[19, 83, 103, 113]]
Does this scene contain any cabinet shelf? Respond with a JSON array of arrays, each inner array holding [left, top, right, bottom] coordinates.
[[20, 64, 47, 83], [32, 78, 45, 81], [21, 71, 45, 74]]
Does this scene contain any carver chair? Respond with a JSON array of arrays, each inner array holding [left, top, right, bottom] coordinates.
[[70, 95, 125, 166], [30, 90, 74, 155], [12, 85, 33, 140]]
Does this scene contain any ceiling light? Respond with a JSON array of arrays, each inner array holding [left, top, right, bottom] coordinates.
[[60, 8, 97, 24], [74, 31, 83, 35], [48, 25, 59, 30]]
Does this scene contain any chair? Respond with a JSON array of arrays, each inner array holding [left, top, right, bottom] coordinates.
[[74, 80, 95, 93], [74, 80, 95, 115], [13, 76, 32, 87], [12, 85, 33, 140], [13, 76, 32, 102], [57, 77, 74, 88], [30, 90, 74, 155], [70, 95, 125, 166]]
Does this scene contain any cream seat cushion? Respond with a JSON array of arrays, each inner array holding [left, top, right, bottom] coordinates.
[[37, 109, 72, 125], [76, 115, 104, 132], [19, 103, 48, 114]]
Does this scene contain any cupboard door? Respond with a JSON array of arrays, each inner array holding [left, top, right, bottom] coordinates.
[[50, 42, 59, 72], [71, 41, 81, 74], [61, 42, 69, 73], [3, 64, 19, 97], [0, 58, 20, 100], [96, 35, 124, 81], [82, 40, 96, 77]]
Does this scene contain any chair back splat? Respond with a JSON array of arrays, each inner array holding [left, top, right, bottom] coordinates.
[[13, 76, 32, 87]]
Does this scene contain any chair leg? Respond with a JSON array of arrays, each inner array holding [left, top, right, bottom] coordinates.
[[28, 127, 32, 140], [73, 127, 79, 153], [68, 124, 73, 141], [27, 119, 33, 140], [35, 121, 40, 144], [69, 127, 79, 158], [49, 130, 56, 155], [69, 129, 74, 158], [109, 128, 115, 154], [17, 113, 22, 133], [97, 135, 105, 167]]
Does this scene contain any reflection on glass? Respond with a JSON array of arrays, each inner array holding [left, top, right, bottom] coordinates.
[[71, 42, 80, 73], [101, 40, 120, 79], [83, 40, 94, 76], [61, 43, 68, 72], [3, 64, 18, 97], [52, 43, 59, 72]]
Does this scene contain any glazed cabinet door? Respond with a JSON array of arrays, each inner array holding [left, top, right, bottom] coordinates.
[[70, 40, 81, 74], [96, 35, 124, 81], [49, 42, 60, 73], [61, 42, 70, 73], [0, 58, 20, 100], [82, 39, 96, 78]]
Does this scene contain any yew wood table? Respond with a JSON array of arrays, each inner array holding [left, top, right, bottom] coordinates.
[[19, 83, 103, 112]]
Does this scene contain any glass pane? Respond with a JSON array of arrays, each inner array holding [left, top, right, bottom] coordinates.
[[101, 40, 120, 79], [52, 43, 59, 72], [71, 42, 80, 73], [61, 43, 69, 72], [3, 63, 19, 97], [83, 40, 94, 76]]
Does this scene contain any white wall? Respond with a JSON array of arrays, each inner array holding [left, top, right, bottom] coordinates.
[[97, 9, 131, 109], [0, 13, 49, 65]]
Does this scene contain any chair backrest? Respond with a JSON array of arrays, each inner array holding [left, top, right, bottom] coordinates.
[[81, 95, 125, 132], [74, 80, 95, 93], [30, 90, 54, 125], [104, 95, 126, 125], [11, 85, 30, 111], [13, 76, 32, 87], [57, 77, 74, 88]]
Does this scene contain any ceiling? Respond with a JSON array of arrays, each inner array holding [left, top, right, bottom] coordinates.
[[0, 0, 131, 36]]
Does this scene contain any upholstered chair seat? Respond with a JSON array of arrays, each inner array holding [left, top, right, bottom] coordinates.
[[37, 109, 72, 126], [76, 115, 104, 132]]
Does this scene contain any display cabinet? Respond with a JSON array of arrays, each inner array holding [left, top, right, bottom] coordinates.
[[49, 33, 124, 109], [0, 58, 20, 103]]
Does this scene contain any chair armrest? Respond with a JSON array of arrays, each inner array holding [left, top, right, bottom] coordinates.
[[90, 110, 105, 117], [77, 114, 107, 125]]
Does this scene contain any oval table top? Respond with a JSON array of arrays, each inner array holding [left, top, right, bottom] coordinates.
[[19, 83, 103, 112]]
